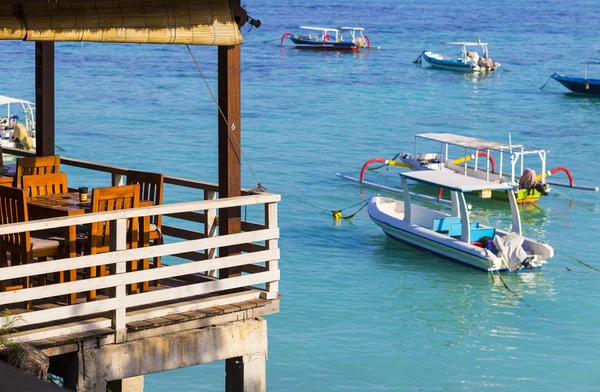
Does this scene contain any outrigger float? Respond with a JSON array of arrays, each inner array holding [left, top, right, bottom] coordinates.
[[341, 133, 598, 205], [368, 171, 555, 272], [280, 26, 372, 51]]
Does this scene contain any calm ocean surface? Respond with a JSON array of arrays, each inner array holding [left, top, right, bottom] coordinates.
[[3, 0, 600, 390]]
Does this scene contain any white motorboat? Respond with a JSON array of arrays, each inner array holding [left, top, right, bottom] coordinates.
[[0, 95, 36, 159], [368, 170, 555, 272]]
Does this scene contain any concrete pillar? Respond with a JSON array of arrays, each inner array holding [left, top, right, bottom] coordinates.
[[225, 352, 266, 392], [107, 376, 144, 392]]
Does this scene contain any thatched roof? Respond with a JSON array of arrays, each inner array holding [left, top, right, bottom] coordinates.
[[0, 0, 245, 45]]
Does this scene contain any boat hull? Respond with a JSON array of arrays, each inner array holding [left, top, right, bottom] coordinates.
[[551, 74, 600, 95], [289, 37, 357, 51], [368, 197, 551, 272], [368, 198, 497, 272], [422, 52, 479, 72]]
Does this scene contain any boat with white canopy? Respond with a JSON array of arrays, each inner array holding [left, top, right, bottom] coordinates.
[[358, 133, 599, 204], [0, 95, 36, 154], [280, 26, 371, 50], [416, 41, 500, 72], [368, 171, 554, 272]]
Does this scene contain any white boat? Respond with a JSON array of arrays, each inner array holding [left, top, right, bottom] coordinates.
[[359, 133, 599, 204], [417, 41, 500, 72], [0, 95, 36, 158], [368, 170, 555, 272]]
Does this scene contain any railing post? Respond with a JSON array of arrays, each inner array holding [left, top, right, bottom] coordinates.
[[261, 202, 279, 300], [112, 173, 125, 186], [110, 218, 128, 343], [204, 190, 218, 277]]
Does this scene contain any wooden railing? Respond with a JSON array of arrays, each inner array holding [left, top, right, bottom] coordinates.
[[0, 147, 281, 344]]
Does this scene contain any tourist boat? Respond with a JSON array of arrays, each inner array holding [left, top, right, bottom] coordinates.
[[368, 170, 555, 272], [357, 133, 598, 204], [280, 26, 371, 51], [416, 41, 500, 72], [0, 95, 36, 153], [551, 61, 600, 95]]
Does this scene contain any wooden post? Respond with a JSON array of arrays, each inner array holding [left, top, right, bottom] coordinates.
[[110, 218, 127, 343], [35, 41, 55, 157], [218, 45, 242, 279]]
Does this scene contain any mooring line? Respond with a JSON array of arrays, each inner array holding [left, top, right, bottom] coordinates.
[[555, 249, 600, 272], [539, 73, 555, 90], [494, 271, 537, 311], [552, 187, 596, 212]]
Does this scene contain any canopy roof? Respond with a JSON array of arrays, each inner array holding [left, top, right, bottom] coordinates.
[[0, 0, 243, 45], [401, 170, 514, 192], [0, 95, 33, 106], [445, 41, 488, 46], [415, 133, 547, 153], [300, 26, 339, 33], [340, 27, 364, 31]]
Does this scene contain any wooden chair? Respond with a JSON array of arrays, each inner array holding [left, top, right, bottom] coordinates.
[[86, 184, 140, 301], [15, 155, 61, 188], [126, 170, 164, 286], [0, 186, 64, 308], [22, 172, 68, 198]]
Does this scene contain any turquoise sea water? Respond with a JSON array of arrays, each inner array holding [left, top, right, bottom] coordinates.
[[3, 0, 600, 390]]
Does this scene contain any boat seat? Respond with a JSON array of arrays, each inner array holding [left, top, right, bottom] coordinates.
[[434, 218, 478, 236], [470, 227, 496, 242]]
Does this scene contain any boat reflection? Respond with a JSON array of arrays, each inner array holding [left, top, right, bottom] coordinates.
[[279, 47, 371, 59]]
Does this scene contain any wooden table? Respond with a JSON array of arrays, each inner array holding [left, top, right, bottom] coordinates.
[[28, 192, 152, 304]]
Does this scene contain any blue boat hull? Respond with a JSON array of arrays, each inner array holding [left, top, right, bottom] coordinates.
[[551, 74, 600, 95], [422, 52, 477, 72], [289, 37, 357, 51]]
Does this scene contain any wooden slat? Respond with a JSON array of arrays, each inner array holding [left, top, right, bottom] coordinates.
[[126, 290, 262, 323], [241, 221, 265, 232], [172, 251, 208, 262], [0, 193, 281, 235], [240, 243, 267, 253], [165, 211, 207, 224], [7, 271, 280, 328], [0, 229, 278, 282], [161, 225, 206, 240], [0, 249, 280, 304], [10, 317, 112, 343], [241, 264, 267, 274]]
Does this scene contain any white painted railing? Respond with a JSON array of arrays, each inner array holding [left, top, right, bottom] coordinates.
[[0, 151, 281, 343]]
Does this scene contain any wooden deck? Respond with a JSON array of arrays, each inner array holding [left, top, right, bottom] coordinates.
[[0, 148, 281, 348]]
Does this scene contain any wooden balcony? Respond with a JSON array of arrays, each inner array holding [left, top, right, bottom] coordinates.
[[0, 147, 280, 352]]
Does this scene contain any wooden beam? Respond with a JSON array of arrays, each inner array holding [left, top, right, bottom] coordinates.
[[218, 44, 242, 278], [35, 41, 55, 157]]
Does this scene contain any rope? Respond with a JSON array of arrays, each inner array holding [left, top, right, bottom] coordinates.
[[186, 44, 262, 189], [495, 271, 536, 311], [555, 249, 600, 272], [539, 73, 556, 90], [333, 199, 370, 220], [367, 152, 402, 171], [295, 197, 371, 220], [552, 187, 596, 212], [412, 50, 424, 64]]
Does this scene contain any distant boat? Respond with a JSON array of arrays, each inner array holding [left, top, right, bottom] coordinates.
[[551, 61, 600, 95], [0, 95, 36, 156], [280, 26, 371, 51], [416, 40, 500, 72], [368, 170, 555, 272]]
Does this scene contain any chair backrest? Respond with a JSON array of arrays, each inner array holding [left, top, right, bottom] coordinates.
[[0, 186, 30, 250], [22, 172, 68, 198], [15, 155, 61, 188], [89, 184, 140, 255], [126, 170, 164, 228]]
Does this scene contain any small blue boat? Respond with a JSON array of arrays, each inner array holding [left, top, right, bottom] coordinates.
[[417, 41, 500, 73], [551, 62, 600, 95], [281, 26, 371, 51]]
